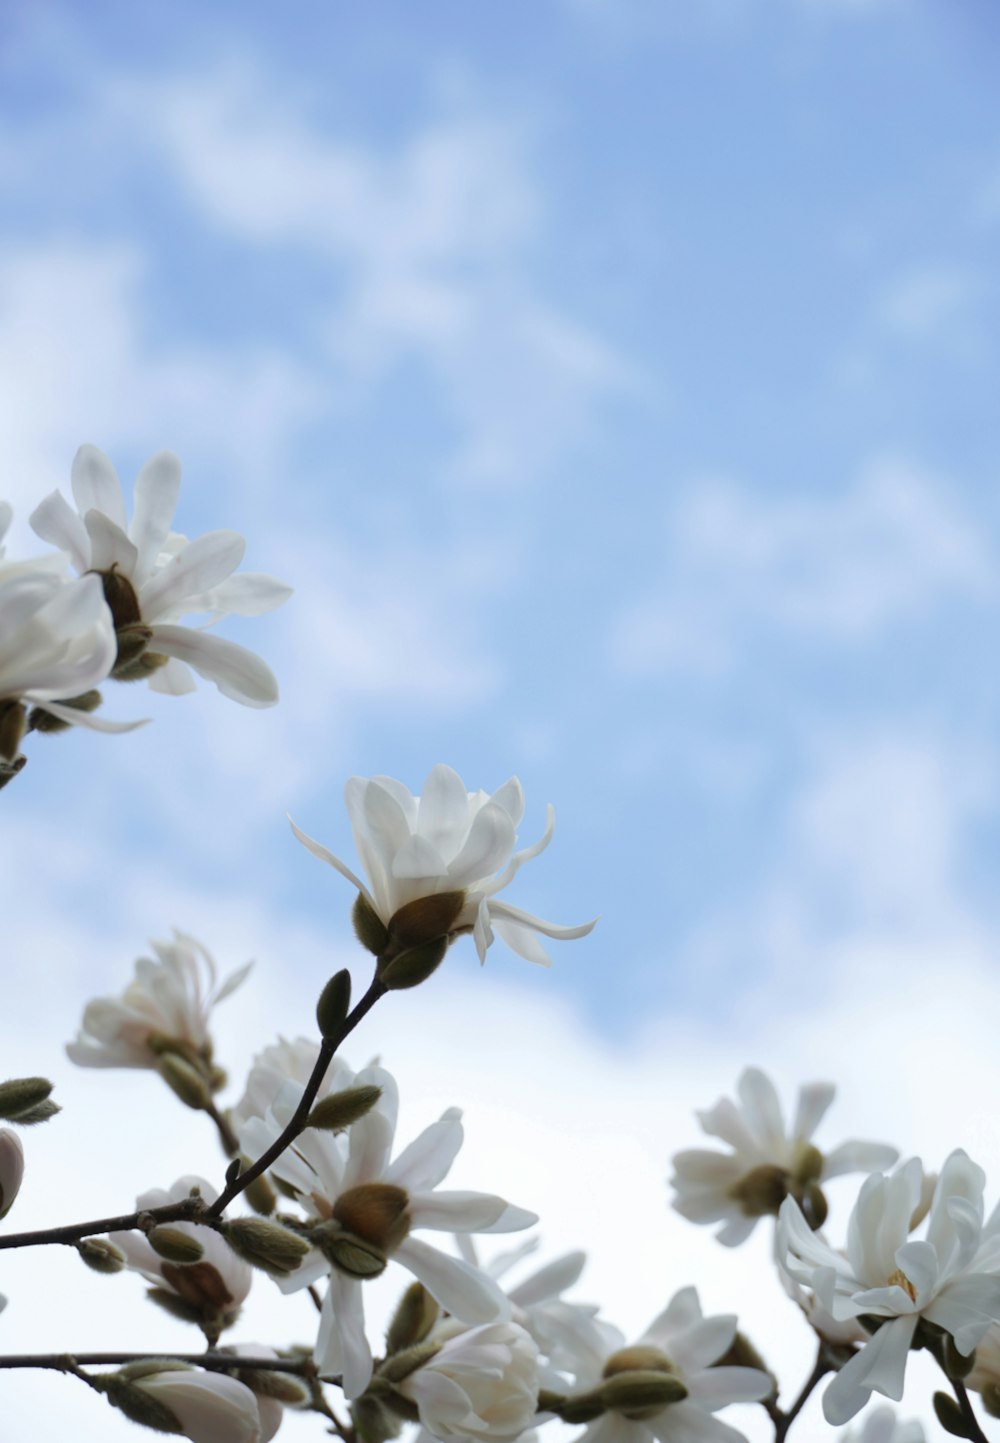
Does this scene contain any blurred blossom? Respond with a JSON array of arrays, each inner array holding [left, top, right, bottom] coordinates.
[[123, 1367, 265, 1443], [670, 1067, 898, 1245], [839, 1405, 926, 1442], [0, 1129, 24, 1220], [395, 1320, 540, 1442]]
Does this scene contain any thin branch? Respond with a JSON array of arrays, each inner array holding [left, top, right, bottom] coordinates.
[[0, 1195, 206, 1253], [204, 1097, 240, 1157], [0, 1351, 328, 1377], [206, 975, 387, 1218], [767, 1346, 831, 1442]]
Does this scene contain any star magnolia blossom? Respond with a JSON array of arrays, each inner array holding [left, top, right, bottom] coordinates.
[[557, 1286, 772, 1443], [109, 1176, 252, 1336], [290, 764, 597, 964], [777, 1149, 1000, 1424], [0, 506, 132, 741], [66, 929, 251, 1070], [0, 1129, 24, 1220], [396, 1320, 540, 1442], [670, 1067, 898, 1246], [229, 1035, 358, 1136], [30, 444, 291, 706], [240, 1064, 536, 1397], [127, 1368, 266, 1443], [456, 1236, 596, 1389]]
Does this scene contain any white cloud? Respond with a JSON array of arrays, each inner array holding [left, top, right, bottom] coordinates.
[[877, 264, 982, 341], [611, 457, 995, 677], [120, 63, 633, 487]]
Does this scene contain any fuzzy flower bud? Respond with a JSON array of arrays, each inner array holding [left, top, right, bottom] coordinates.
[[0, 1129, 24, 1219]]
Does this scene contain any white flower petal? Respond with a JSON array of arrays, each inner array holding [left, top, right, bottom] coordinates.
[[386, 1113, 464, 1192], [139, 530, 246, 621], [287, 817, 374, 906], [395, 1237, 510, 1323], [147, 626, 278, 707], [147, 657, 198, 695], [72, 445, 126, 530], [84, 510, 139, 577], [130, 450, 182, 587], [791, 1082, 835, 1143], [822, 1316, 918, 1425], [29, 490, 91, 572]]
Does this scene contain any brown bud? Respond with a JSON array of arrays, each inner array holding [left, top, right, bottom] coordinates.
[[332, 1183, 410, 1251], [307, 1085, 383, 1132], [377, 938, 448, 991], [221, 1217, 311, 1277], [148, 1226, 206, 1265], [599, 1370, 688, 1419], [385, 1283, 439, 1354], [157, 1054, 211, 1111], [77, 1238, 127, 1274], [353, 893, 390, 956], [316, 968, 352, 1038], [386, 891, 466, 947]]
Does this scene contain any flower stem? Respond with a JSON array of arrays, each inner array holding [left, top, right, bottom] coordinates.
[[205, 974, 387, 1218], [946, 1370, 990, 1443], [0, 1194, 206, 1252], [766, 1346, 831, 1442], [0, 1351, 325, 1376]]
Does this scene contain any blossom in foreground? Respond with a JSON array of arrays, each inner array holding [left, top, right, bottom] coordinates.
[[30, 444, 291, 706], [670, 1067, 898, 1246], [777, 1149, 1000, 1424], [554, 1286, 772, 1443], [0, 1129, 24, 1219], [291, 764, 597, 965], [839, 1406, 926, 1442], [967, 1321, 1000, 1415], [395, 1320, 540, 1442], [118, 1366, 266, 1443], [108, 1176, 252, 1341], [66, 930, 251, 1085], [240, 1064, 536, 1396]]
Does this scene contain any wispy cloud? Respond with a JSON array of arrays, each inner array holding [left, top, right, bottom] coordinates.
[[611, 456, 994, 678]]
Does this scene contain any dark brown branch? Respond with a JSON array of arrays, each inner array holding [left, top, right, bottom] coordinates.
[[0, 1195, 206, 1252]]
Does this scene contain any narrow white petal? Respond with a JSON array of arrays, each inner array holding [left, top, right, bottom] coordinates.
[[821, 1316, 917, 1425], [447, 802, 516, 887], [823, 1140, 900, 1180], [395, 1237, 510, 1322], [791, 1082, 835, 1143], [130, 450, 182, 587], [287, 817, 375, 906], [29, 699, 147, 733], [147, 657, 198, 695], [486, 899, 598, 941], [408, 1191, 512, 1233], [386, 1114, 464, 1192], [139, 530, 246, 620], [84, 510, 139, 577], [29, 491, 90, 572], [72, 445, 126, 529], [147, 626, 278, 706]]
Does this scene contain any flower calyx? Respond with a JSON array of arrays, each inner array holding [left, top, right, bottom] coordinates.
[[729, 1144, 828, 1229], [600, 1346, 689, 1420], [312, 1183, 411, 1279], [374, 892, 467, 991]]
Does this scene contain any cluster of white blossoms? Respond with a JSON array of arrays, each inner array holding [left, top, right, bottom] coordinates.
[[6, 597, 996, 1443], [0, 444, 289, 776]]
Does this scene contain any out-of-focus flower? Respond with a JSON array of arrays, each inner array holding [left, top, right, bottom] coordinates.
[[839, 1406, 926, 1442], [66, 931, 250, 1097], [230, 1037, 357, 1136], [0, 1129, 24, 1219], [109, 1176, 252, 1342], [30, 445, 291, 707], [240, 1065, 536, 1397], [116, 1365, 265, 1443], [394, 1320, 539, 1442], [291, 764, 597, 966], [226, 1346, 306, 1441], [0, 504, 131, 754], [777, 1150, 1000, 1424], [670, 1067, 898, 1246], [554, 1286, 772, 1443], [967, 1321, 1000, 1415]]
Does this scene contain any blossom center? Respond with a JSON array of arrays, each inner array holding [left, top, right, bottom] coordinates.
[[331, 1182, 411, 1252], [602, 1346, 675, 1379], [886, 1268, 917, 1303]]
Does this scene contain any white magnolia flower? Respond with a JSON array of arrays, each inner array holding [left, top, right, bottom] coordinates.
[[456, 1236, 595, 1388], [108, 1176, 252, 1336], [0, 504, 129, 744], [230, 1036, 358, 1136], [777, 1150, 1000, 1424], [840, 1406, 926, 1443], [0, 1129, 24, 1220], [240, 1064, 536, 1397], [291, 764, 597, 965], [396, 1320, 540, 1442], [126, 1368, 265, 1443], [66, 929, 251, 1072], [556, 1286, 772, 1443], [670, 1067, 898, 1246], [226, 1346, 300, 1441], [30, 444, 291, 707]]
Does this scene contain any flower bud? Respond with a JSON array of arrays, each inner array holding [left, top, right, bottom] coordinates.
[[353, 894, 390, 956], [100, 569, 143, 630], [378, 938, 448, 991], [553, 1390, 605, 1425], [158, 1054, 212, 1111], [944, 1335, 977, 1380], [0, 1076, 54, 1123], [933, 1389, 976, 1438], [28, 690, 102, 734], [307, 1085, 383, 1132], [236, 1367, 310, 1406], [0, 1129, 24, 1219], [221, 1218, 311, 1277], [314, 1227, 388, 1279], [386, 1283, 440, 1354], [77, 1237, 127, 1274], [352, 1393, 404, 1443], [243, 1173, 277, 1217], [97, 1365, 187, 1434], [387, 891, 466, 948], [982, 1382, 1000, 1418], [316, 968, 352, 1038], [798, 1180, 828, 1231], [599, 1370, 688, 1419], [378, 1342, 441, 1385], [148, 1226, 207, 1265]]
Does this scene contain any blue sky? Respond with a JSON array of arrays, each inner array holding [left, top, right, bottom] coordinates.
[[3, 3, 1000, 1437]]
